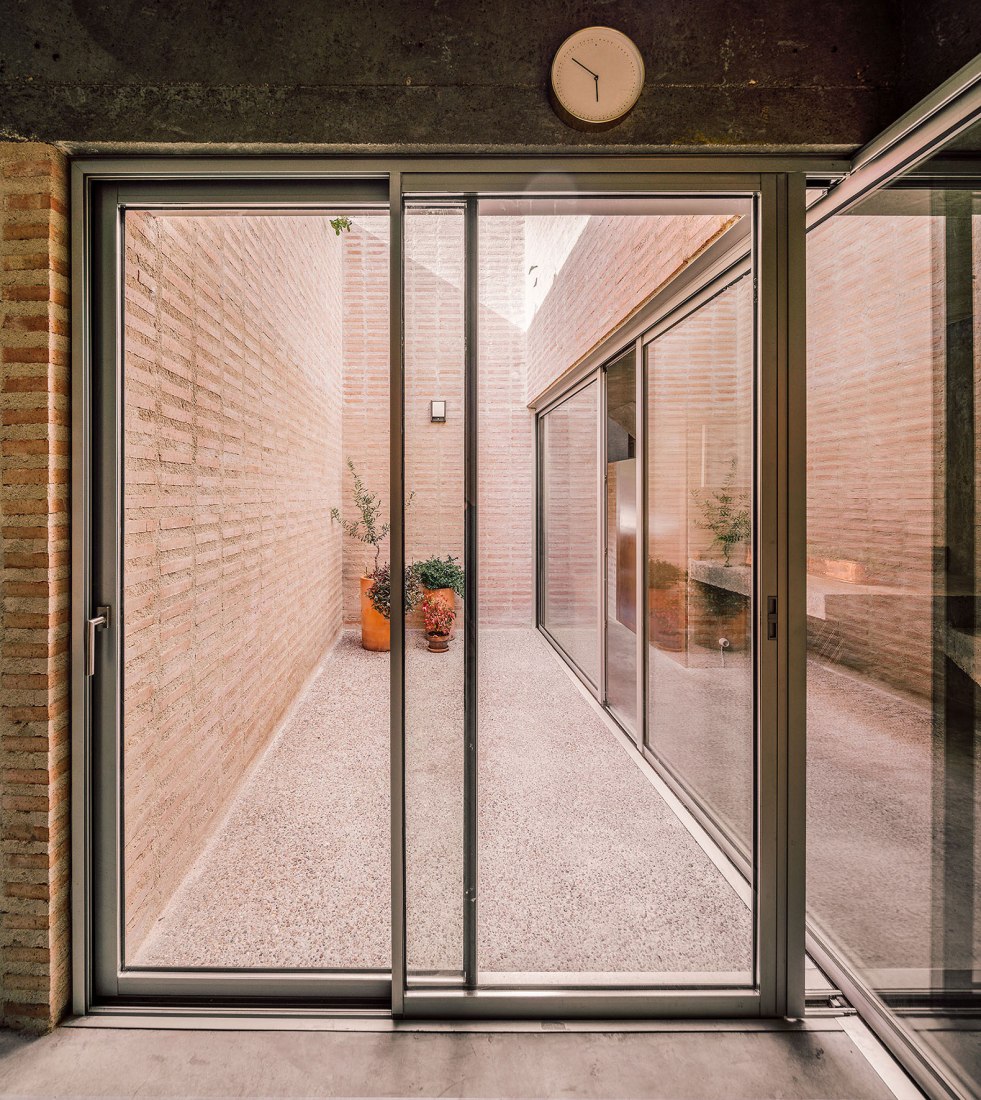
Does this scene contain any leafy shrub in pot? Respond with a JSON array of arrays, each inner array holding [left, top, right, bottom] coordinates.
[[413, 555, 465, 598]]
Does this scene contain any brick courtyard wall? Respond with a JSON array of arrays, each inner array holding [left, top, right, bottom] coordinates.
[[339, 217, 393, 624], [524, 213, 735, 404], [0, 143, 71, 1030], [341, 212, 532, 629], [478, 218, 534, 626], [122, 213, 345, 956], [404, 211, 464, 594]]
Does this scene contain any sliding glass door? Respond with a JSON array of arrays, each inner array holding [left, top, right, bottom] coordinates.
[[77, 163, 804, 1020], [84, 179, 393, 1006], [395, 179, 802, 1018], [605, 348, 640, 737]]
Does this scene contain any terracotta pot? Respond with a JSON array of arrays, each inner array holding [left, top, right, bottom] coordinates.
[[360, 575, 391, 652], [426, 633, 450, 653], [421, 586, 457, 638], [649, 584, 686, 652]]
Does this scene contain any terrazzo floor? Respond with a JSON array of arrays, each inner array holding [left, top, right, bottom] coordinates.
[[132, 628, 753, 975]]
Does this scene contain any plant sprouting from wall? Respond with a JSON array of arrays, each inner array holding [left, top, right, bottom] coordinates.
[[330, 216, 353, 236], [692, 456, 751, 567]]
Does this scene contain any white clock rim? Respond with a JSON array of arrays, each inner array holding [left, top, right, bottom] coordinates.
[[550, 27, 645, 124]]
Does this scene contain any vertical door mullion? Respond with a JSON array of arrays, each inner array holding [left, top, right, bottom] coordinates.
[[390, 171, 406, 1016], [89, 184, 124, 1003], [757, 173, 806, 1018], [634, 337, 648, 748], [598, 369, 608, 703], [463, 195, 479, 987]]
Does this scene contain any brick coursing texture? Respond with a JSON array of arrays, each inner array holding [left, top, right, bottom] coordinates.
[[524, 213, 735, 404], [0, 143, 71, 1031], [122, 212, 345, 957]]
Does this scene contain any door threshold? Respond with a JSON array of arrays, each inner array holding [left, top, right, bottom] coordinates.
[[63, 1012, 847, 1033]]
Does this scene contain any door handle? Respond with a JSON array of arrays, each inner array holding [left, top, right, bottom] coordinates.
[[86, 605, 111, 677]]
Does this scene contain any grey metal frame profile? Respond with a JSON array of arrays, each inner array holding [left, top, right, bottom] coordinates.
[[71, 154, 828, 1021]]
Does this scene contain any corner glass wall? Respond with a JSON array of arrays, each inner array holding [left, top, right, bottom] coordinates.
[[806, 123, 981, 1099]]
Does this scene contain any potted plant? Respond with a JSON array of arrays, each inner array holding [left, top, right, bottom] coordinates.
[[331, 459, 414, 651], [363, 563, 422, 651], [691, 456, 751, 567], [648, 558, 687, 652], [420, 593, 456, 652], [411, 555, 464, 635]]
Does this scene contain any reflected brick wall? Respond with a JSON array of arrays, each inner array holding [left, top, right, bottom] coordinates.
[[806, 213, 942, 699], [122, 213, 345, 954]]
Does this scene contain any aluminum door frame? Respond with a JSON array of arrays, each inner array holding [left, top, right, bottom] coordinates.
[[73, 173, 394, 1013], [71, 155, 813, 1020]]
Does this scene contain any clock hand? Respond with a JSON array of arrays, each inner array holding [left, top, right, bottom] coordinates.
[[595, 74, 599, 102], [570, 55, 599, 80]]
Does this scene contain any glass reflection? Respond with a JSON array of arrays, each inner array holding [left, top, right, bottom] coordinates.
[[806, 143, 980, 1096]]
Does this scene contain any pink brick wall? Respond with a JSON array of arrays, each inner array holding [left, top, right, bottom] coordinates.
[[339, 217, 393, 622], [404, 209, 465, 586], [342, 211, 533, 628], [525, 213, 735, 403], [122, 212, 345, 955], [477, 217, 534, 626]]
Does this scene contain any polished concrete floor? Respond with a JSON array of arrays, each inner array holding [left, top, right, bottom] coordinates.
[[0, 1020, 910, 1099], [133, 628, 750, 975]]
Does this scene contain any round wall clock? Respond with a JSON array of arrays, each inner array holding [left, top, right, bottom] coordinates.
[[550, 27, 645, 131]]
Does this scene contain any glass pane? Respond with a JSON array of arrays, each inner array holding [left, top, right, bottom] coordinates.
[[403, 204, 466, 976], [121, 210, 390, 969], [541, 383, 600, 683], [806, 141, 981, 1096], [645, 275, 756, 857], [476, 197, 754, 981], [606, 348, 639, 734]]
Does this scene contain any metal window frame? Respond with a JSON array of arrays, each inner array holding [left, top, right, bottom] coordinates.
[[537, 371, 604, 696], [71, 154, 821, 1022]]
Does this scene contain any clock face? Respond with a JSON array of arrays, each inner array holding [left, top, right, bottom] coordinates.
[[550, 27, 645, 130]]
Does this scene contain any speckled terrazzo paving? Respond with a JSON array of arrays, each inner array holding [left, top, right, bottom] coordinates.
[[133, 628, 752, 975]]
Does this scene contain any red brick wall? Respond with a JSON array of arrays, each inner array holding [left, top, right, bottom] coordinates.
[[121, 212, 345, 955], [0, 143, 71, 1030]]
